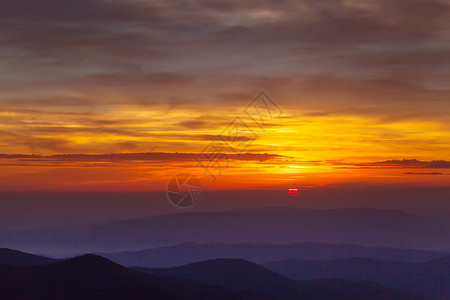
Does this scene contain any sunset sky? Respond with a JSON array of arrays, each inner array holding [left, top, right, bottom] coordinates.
[[0, 0, 449, 192]]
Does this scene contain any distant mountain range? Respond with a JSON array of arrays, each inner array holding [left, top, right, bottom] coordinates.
[[263, 256, 450, 299], [138, 258, 431, 300], [1, 207, 448, 256], [0, 247, 441, 299], [0, 254, 271, 300], [97, 241, 446, 267]]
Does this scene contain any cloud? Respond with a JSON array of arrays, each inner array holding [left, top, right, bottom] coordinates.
[[404, 172, 445, 175], [0, 130, 73, 153], [0, 0, 448, 123], [0, 152, 283, 163], [349, 159, 450, 169]]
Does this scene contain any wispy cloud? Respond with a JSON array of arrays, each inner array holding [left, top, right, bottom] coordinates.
[[404, 172, 446, 175], [342, 159, 450, 169], [0, 152, 283, 163]]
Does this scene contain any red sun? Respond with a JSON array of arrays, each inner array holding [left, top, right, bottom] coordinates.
[[288, 188, 298, 195]]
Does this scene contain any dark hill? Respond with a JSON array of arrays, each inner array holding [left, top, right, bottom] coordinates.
[[0, 254, 271, 300], [140, 258, 294, 299], [138, 258, 430, 300], [0, 248, 57, 265], [264, 256, 450, 298]]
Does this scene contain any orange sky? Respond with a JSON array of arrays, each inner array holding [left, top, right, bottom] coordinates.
[[0, 98, 448, 191], [0, 0, 449, 191]]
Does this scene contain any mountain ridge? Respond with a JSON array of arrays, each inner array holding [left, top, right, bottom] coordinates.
[[0, 248, 57, 265], [263, 255, 450, 298], [96, 241, 446, 267], [1, 207, 448, 256], [138, 258, 431, 300], [0, 254, 271, 300]]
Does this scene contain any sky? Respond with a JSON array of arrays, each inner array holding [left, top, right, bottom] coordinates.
[[0, 0, 449, 194]]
